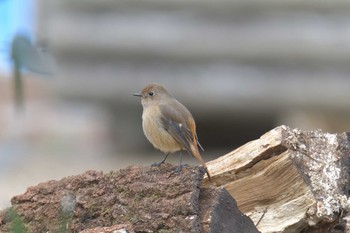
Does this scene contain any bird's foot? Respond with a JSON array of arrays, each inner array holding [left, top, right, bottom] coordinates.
[[174, 165, 183, 173], [174, 164, 189, 173], [151, 160, 165, 167], [168, 164, 189, 178]]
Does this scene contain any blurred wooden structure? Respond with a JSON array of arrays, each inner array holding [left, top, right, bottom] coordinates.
[[34, 0, 350, 151], [36, 0, 350, 110]]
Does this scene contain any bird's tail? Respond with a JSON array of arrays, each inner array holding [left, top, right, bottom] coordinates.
[[190, 145, 211, 181]]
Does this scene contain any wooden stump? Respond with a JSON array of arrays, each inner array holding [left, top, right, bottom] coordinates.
[[203, 125, 350, 233], [0, 164, 258, 233]]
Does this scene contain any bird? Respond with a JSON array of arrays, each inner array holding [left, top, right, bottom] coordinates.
[[134, 83, 211, 180]]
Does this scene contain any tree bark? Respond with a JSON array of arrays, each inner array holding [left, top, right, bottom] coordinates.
[[0, 164, 258, 233]]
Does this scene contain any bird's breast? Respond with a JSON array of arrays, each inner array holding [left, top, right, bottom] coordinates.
[[142, 106, 181, 153]]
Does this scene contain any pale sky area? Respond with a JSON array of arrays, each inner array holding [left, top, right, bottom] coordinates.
[[0, 0, 34, 73]]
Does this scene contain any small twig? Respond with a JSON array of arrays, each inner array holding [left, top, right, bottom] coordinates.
[[256, 206, 268, 227]]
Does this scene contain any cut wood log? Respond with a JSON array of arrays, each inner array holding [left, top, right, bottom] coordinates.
[[203, 125, 350, 233], [0, 164, 258, 233]]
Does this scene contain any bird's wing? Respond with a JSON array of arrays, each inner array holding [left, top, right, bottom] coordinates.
[[159, 104, 194, 154], [159, 103, 210, 180], [196, 135, 205, 152]]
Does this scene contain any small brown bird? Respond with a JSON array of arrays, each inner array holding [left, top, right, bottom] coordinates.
[[134, 83, 211, 180]]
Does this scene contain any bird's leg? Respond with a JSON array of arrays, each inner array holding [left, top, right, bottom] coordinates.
[[151, 153, 170, 167], [174, 151, 189, 173], [168, 152, 190, 178], [174, 152, 183, 173]]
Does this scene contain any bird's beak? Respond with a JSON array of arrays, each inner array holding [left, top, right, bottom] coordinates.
[[133, 92, 142, 97]]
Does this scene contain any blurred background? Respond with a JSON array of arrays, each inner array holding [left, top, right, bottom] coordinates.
[[1, 0, 350, 209]]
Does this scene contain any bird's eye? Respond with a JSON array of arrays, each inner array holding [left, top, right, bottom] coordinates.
[[148, 91, 155, 96]]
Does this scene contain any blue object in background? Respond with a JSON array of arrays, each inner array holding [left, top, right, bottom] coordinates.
[[0, 0, 34, 73]]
